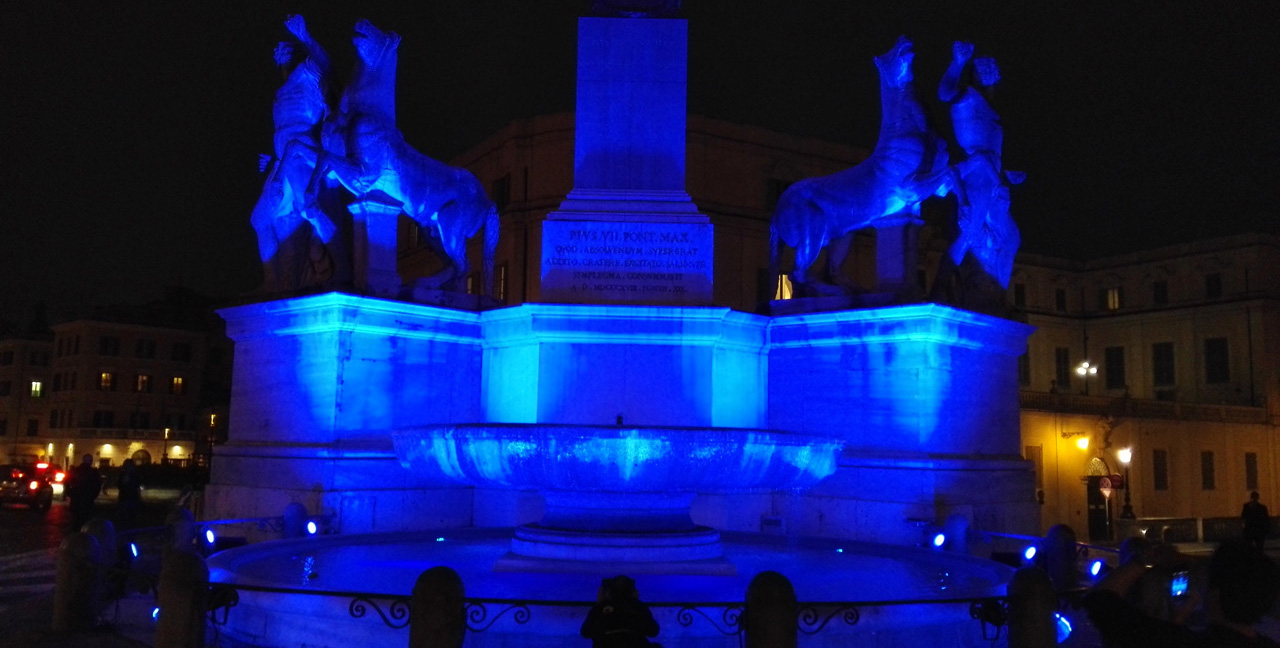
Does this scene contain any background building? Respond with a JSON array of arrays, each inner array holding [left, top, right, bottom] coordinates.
[[0, 288, 232, 471]]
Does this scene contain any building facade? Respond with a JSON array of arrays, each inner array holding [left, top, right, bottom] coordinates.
[[0, 290, 232, 470]]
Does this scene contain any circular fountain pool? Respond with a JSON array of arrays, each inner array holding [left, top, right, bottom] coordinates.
[[207, 528, 1012, 648]]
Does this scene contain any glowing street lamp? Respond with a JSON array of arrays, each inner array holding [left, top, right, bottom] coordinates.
[[1117, 447, 1135, 519], [1076, 361, 1098, 395]]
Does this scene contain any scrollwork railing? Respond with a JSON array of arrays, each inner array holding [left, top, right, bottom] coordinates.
[[676, 605, 743, 635], [349, 595, 412, 629], [797, 604, 860, 634], [464, 601, 531, 632]]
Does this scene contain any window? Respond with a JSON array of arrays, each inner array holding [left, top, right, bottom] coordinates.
[[171, 342, 193, 362], [92, 410, 115, 428], [56, 339, 63, 358], [166, 413, 187, 429], [1054, 347, 1071, 390], [0, 350, 12, 365], [1104, 346, 1126, 390], [1018, 353, 1031, 387], [1054, 288, 1067, 312], [1152, 342, 1175, 386], [129, 411, 151, 429], [30, 381, 42, 398], [1013, 283, 1026, 307], [1103, 286, 1123, 311], [49, 410, 58, 429], [135, 339, 156, 358], [1152, 280, 1169, 306], [1152, 449, 1169, 491], [466, 272, 480, 295], [1201, 451, 1216, 490], [69, 372, 77, 390], [72, 336, 80, 354], [171, 376, 186, 395], [0, 419, 6, 436], [1204, 338, 1230, 384], [491, 173, 511, 211], [135, 374, 152, 393], [52, 374, 62, 391], [0, 381, 10, 396], [766, 178, 793, 211], [25, 419, 37, 437], [99, 336, 121, 356], [1246, 452, 1260, 491], [1025, 445, 1044, 489], [496, 264, 508, 302], [775, 274, 795, 300], [1205, 272, 1222, 299], [99, 372, 116, 391]]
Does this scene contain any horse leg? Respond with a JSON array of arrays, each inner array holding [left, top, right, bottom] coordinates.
[[825, 231, 856, 287]]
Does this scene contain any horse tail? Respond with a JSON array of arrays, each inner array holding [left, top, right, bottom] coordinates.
[[483, 203, 499, 300]]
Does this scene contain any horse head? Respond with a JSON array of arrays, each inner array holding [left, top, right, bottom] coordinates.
[[353, 19, 401, 71], [874, 36, 915, 89]]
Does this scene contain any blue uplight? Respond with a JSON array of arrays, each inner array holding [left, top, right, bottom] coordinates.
[[1023, 545, 1037, 561], [205, 529, 216, 545], [306, 520, 318, 535], [152, 607, 161, 622], [1089, 559, 1105, 578], [130, 542, 139, 558], [1053, 612, 1072, 643], [931, 532, 946, 548], [436, 537, 446, 542]]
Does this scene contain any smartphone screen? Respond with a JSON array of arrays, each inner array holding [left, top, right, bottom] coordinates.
[[1170, 571, 1189, 598]]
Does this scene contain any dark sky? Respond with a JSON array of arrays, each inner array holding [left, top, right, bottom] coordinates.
[[4, 1, 1278, 321]]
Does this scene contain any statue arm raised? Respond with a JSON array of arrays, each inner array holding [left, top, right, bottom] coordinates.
[[938, 41, 974, 103], [285, 15, 333, 82]]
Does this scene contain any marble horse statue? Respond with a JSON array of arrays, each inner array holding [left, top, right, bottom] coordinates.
[[770, 36, 959, 296], [289, 19, 498, 295], [932, 41, 1022, 307], [251, 15, 342, 293]]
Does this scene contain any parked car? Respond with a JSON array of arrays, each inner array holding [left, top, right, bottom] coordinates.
[[0, 464, 56, 510], [33, 462, 66, 497]]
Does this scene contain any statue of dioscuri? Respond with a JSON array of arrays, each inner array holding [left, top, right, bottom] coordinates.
[[282, 19, 498, 296], [933, 41, 1022, 306], [251, 15, 343, 293], [769, 36, 960, 297]]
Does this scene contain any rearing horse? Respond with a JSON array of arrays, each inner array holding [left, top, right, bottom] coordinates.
[[289, 19, 498, 296], [770, 37, 958, 295]]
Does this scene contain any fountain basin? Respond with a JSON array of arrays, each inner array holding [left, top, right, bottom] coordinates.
[[393, 424, 842, 566], [207, 528, 1013, 648]]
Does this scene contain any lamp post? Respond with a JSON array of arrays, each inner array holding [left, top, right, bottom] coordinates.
[[1076, 361, 1098, 395], [1118, 447, 1136, 519]]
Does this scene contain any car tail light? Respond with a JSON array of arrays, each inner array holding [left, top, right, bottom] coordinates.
[[54, 471, 65, 483], [36, 462, 49, 470], [10, 468, 23, 479], [28, 480, 40, 491]]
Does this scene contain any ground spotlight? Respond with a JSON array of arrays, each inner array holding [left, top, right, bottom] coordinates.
[[1053, 612, 1072, 643], [1088, 559, 1108, 579], [306, 520, 318, 535], [152, 607, 161, 622], [931, 532, 947, 548], [130, 542, 139, 559], [1023, 545, 1037, 562], [205, 528, 216, 545]]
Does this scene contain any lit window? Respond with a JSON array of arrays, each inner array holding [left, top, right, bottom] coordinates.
[[171, 376, 185, 395], [1105, 286, 1123, 311], [99, 372, 115, 391], [135, 374, 152, 393], [775, 274, 794, 300], [30, 381, 42, 398]]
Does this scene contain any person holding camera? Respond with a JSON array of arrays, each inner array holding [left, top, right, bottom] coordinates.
[[580, 575, 660, 648], [1083, 538, 1280, 647]]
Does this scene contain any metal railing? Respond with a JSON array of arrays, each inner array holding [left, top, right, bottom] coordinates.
[[1019, 390, 1268, 423]]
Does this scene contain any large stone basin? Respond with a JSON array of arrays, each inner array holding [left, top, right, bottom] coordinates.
[[393, 424, 842, 571]]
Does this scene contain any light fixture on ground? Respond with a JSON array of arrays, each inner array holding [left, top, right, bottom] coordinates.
[[1117, 447, 1135, 519]]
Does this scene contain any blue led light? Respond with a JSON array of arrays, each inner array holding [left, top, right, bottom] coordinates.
[[1089, 559, 1104, 577], [152, 607, 161, 621], [205, 529, 216, 545], [436, 537, 446, 542], [1053, 612, 1072, 643], [130, 542, 139, 558], [306, 520, 318, 535], [1023, 545, 1037, 561], [932, 533, 946, 548]]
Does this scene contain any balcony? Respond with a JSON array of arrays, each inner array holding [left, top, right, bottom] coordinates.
[[1020, 390, 1268, 424]]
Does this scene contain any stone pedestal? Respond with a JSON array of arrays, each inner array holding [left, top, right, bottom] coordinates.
[[875, 217, 922, 300], [348, 198, 402, 298]]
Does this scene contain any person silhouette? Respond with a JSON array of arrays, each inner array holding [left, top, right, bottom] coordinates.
[[580, 575, 660, 647], [1242, 491, 1271, 551]]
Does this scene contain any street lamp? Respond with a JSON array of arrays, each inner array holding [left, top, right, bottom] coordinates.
[[1117, 447, 1135, 519], [1076, 361, 1098, 395]]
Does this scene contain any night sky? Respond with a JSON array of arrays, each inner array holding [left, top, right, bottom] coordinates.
[[3, 1, 1278, 321]]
